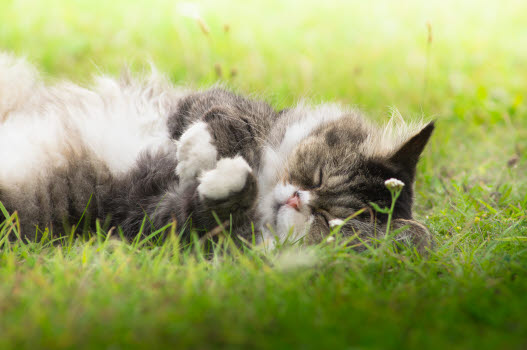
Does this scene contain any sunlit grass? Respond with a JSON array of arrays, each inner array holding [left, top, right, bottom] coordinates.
[[0, 0, 526, 348]]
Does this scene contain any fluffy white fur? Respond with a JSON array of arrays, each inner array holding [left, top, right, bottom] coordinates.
[[271, 184, 311, 210], [198, 156, 252, 200], [176, 121, 218, 185], [329, 219, 345, 228], [0, 53, 40, 121], [257, 182, 314, 244], [275, 207, 314, 243], [0, 52, 186, 187], [361, 107, 427, 157]]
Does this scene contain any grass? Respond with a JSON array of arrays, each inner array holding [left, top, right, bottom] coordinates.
[[1, 0, 526, 348]]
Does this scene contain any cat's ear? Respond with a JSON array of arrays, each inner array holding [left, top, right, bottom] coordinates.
[[388, 121, 435, 176]]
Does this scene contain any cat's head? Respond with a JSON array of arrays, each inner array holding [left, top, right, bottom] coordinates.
[[257, 105, 434, 250]]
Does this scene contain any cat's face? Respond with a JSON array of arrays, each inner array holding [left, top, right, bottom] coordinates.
[[261, 114, 434, 245]]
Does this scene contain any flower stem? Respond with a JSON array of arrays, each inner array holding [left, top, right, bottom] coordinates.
[[385, 189, 402, 239]]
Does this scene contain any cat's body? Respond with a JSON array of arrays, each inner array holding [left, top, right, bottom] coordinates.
[[0, 52, 434, 251]]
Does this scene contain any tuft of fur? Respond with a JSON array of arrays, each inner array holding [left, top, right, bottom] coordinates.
[[176, 121, 218, 185], [0, 53, 41, 120], [361, 107, 429, 157]]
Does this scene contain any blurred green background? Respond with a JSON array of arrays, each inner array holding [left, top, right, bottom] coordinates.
[[1, 0, 525, 110], [0, 1, 526, 349], [1, 0, 525, 179]]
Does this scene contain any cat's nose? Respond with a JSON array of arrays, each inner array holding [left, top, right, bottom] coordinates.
[[285, 191, 300, 210]]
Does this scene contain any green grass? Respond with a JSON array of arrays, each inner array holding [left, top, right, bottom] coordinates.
[[1, 0, 526, 348]]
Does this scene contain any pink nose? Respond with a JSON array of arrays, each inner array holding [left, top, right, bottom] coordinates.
[[286, 192, 300, 210]]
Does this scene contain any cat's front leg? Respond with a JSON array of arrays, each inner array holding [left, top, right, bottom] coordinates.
[[174, 113, 258, 235], [196, 156, 258, 230], [147, 155, 257, 239], [175, 121, 218, 187]]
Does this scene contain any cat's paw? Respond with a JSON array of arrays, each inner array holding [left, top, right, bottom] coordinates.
[[198, 156, 252, 200], [176, 121, 218, 184]]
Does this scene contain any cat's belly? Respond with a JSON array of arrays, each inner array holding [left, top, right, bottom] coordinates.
[[0, 75, 181, 188], [0, 75, 183, 237]]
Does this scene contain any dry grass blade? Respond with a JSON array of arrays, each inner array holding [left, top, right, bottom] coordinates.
[[199, 220, 230, 244]]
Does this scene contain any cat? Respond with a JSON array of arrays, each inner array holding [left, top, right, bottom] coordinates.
[[0, 52, 434, 252]]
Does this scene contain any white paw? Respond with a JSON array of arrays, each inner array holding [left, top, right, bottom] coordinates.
[[176, 122, 218, 183], [329, 219, 345, 228], [198, 156, 252, 200]]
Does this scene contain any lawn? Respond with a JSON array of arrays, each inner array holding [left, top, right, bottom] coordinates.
[[0, 0, 526, 348]]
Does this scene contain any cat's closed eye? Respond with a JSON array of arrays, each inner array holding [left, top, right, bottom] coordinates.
[[309, 166, 324, 190]]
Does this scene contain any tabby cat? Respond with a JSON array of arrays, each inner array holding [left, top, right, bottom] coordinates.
[[0, 52, 434, 251]]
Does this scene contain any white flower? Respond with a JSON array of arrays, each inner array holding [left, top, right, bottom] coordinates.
[[326, 236, 335, 243], [384, 178, 405, 191], [329, 218, 344, 228]]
